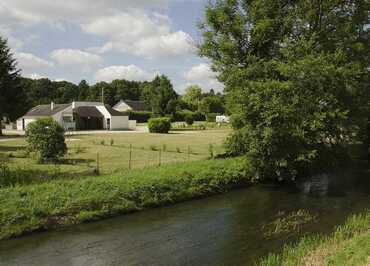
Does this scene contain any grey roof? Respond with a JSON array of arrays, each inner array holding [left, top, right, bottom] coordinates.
[[122, 100, 148, 111], [24, 104, 70, 117], [105, 105, 126, 116], [75, 106, 104, 118]]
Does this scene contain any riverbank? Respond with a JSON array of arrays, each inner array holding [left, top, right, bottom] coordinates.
[[0, 157, 253, 240], [260, 211, 370, 265]]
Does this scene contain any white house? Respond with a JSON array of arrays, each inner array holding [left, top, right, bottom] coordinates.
[[113, 100, 148, 112], [17, 101, 135, 131]]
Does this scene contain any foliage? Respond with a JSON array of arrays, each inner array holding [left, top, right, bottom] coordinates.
[[260, 211, 370, 266], [172, 110, 206, 122], [199, 95, 225, 114], [182, 85, 202, 111], [184, 113, 195, 125], [148, 117, 172, 133], [0, 36, 24, 134], [25, 118, 67, 162], [0, 157, 252, 240], [127, 111, 153, 123], [200, 0, 370, 181], [141, 75, 178, 115], [206, 113, 218, 122]]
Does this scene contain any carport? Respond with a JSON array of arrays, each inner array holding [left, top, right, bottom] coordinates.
[[74, 106, 104, 130]]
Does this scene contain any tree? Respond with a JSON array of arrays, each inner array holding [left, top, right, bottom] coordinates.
[[78, 80, 90, 101], [200, 0, 370, 181], [142, 75, 177, 115], [199, 95, 225, 114], [25, 118, 67, 162], [182, 85, 202, 111], [0, 36, 24, 134]]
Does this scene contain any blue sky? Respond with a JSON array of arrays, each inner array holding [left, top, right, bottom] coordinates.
[[0, 0, 222, 94]]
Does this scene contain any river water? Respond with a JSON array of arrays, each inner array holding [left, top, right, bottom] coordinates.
[[1, 167, 370, 266]]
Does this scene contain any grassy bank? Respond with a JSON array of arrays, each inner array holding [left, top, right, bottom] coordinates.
[[260, 211, 370, 266], [0, 157, 252, 240]]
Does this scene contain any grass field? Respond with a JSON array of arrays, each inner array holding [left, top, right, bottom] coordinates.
[[0, 129, 230, 186]]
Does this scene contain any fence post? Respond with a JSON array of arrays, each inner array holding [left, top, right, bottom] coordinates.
[[96, 152, 100, 175], [129, 144, 132, 170], [158, 149, 162, 167], [187, 146, 190, 161]]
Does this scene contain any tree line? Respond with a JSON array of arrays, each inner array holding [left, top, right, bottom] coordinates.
[[0, 34, 225, 132]]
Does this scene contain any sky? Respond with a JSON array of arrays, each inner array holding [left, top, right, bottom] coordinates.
[[0, 0, 223, 94]]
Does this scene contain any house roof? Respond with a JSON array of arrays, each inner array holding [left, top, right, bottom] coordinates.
[[24, 104, 70, 117], [105, 105, 126, 116], [116, 100, 148, 111], [75, 106, 104, 118]]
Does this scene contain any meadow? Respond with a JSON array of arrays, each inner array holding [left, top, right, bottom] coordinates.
[[0, 129, 230, 186]]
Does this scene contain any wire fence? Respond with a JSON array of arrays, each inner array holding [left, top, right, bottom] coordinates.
[[80, 143, 215, 176]]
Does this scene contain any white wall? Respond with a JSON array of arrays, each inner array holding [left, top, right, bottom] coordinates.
[[17, 118, 40, 130], [111, 116, 129, 130]]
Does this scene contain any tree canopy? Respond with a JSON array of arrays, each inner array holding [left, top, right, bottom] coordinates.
[[200, 0, 370, 181], [0, 37, 24, 134]]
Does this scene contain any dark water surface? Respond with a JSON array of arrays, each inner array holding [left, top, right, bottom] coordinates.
[[1, 169, 370, 266]]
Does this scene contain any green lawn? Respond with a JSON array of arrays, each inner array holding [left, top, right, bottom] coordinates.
[[0, 129, 230, 185]]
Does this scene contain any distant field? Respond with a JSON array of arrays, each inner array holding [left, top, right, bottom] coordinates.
[[0, 129, 231, 182]]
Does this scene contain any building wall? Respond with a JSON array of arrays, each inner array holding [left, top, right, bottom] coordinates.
[[111, 116, 129, 130], [16, 117, 43, 130]]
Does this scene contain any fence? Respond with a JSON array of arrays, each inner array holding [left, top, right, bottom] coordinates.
[[91, 144, 209, 175]]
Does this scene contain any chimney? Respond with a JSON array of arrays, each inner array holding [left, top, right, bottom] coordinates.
[[51, 101, 54, 110]]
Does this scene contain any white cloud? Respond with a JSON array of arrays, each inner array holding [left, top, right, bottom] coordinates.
[[83, 11, 195, 58], [50, 49, 102, 67], [184, 63, 224, 92], [15, 52, 54, 76], [0, 1, 169, 26], [95, 65, 157, 82]]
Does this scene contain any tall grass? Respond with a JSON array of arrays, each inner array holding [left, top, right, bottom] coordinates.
[[259, 211, 370, 266], [0, 157, 252, 240]]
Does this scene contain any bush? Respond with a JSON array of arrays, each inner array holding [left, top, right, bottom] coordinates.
[[184, 114, 194, 125], [206, 113, 218, 122], [25, 118, 67, 163], [171, 110, 206, 122], [148, 117, 171, 133], [127, 111, 153, 123]]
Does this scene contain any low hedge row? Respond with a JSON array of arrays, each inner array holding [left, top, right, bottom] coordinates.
[[0, 157, 252, 240]]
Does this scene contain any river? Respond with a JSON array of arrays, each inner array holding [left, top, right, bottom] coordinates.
[[1, 167, 370, 265]]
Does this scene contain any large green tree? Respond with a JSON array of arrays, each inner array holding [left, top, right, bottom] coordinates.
[[182, 85, 203, 111], [200, 0, 370, 181], [142, 75, 178, 115], [0, 37, 24, 135]]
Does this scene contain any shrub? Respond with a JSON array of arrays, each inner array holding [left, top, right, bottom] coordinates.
[[127, 111, 153, 123], [148, 117, 171, 133], [184, 114, 194, 125], [206, 113, 218, 122], [25, 118, 67, 163]]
